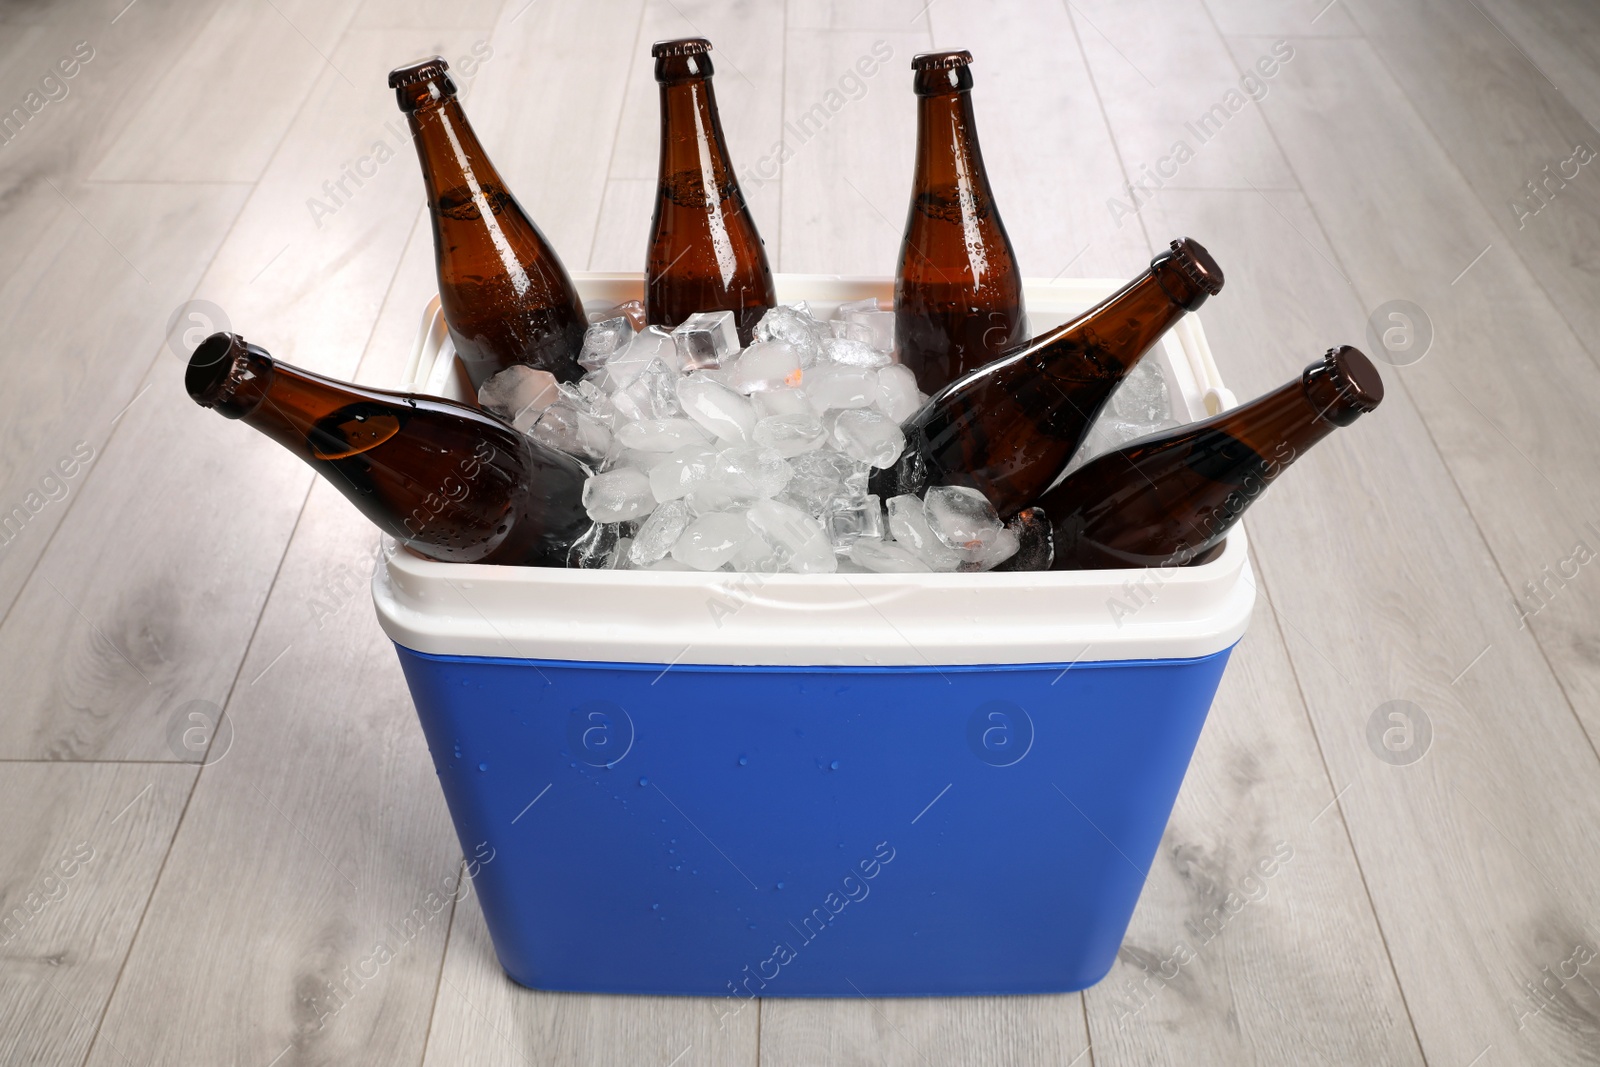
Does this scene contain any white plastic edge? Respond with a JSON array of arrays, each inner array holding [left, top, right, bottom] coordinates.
[[373, 273, 1256, 667]]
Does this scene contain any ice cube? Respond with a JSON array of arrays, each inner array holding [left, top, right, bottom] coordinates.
[[677, 374, 757, 443], [635, 358, 685, 418], [730, 340, 803, 393], [730, 527, 783, 573], [753, 388, 813, 418], [599, 326, 674, 393], [993, 506, 1053, 571], [718, 446, 794, 499], [530, 402, 611, 461], [753, 413, 828, 458], [755, 305, 823, 366], [629, 498, 693, 566], [1110, 359, 1171, 424], [825, 494, 884, 553], [831, 409, 906, 468], [745, 498, 837, 574], [851, 309, 896, 355], [671, 512, 753, 571], [820, 336, 890, 369], [828, 318, 872, 345], [613, 299, 648, 331], [582, 468, 656, 523], [885, 494, 964, 571], [567, 521, 624, 569], [874, 364, 924, 423], [600, 447, 662, 473], [672, 311, 740, 370], [649, 444, 720, 502], [617, 418, 715, 453], [562, 379, 618, 426], [686, 482, 743, 513], [782, 450, 858, 516], [807, 365, 879, 411], [642, 556, 693, 571], [478, 365, 561, 427], [958, 527, 1020, 572], [923, 485, 1003, 551], [578, 317, 636, 372], [836, 298, 879, 317], [848, 537, 932, 573]]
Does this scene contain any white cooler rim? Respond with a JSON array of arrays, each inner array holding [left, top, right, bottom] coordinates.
[[373, 273, 1256, 668]]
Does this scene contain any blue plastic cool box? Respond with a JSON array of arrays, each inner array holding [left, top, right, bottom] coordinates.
[[373, 275, 1255, 997]]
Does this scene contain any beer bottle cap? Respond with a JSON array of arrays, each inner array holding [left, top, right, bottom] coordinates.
[[1168, 238, 1225, 297], [389, 57, 457, 111], [911, 50, 973, 70], [912, 50, 974, 95], [653, 37, 715, 80], [187, 332, 274, 419], [1304, 345, 1384, 424], [1324, 345, 1384, 411], [389, 56, 451, 89], [1150, 237, 1225, 310], [651, 37, 712, 57]]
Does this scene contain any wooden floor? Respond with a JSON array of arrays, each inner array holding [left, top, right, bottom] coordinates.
[[2, 0, 1598, 1063]]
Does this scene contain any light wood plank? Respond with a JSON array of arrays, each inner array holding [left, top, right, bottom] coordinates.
[[1083, 559, 1424, 1064], [0, 763, 192, 1067], [0, 26, 495, 762], [0, 0, 231, 184], [1238, 33, 1600, 772], [589, 176, 656, 272], [87, 0, 367, 183], [422, 891, 760, 1067], [1139, 176, 1600, 1066], [1204, 0, 1363, 38], [1474, 0, 1600, 131], [787, 0, 934, 33], [83, 211, 465, 1067], [761, 995, 1086, 1067], [0, 179, 248, 615], [1326, 0, 1600, 379], [778, 25, 931, 276], [1069, 0, 1299, 192]]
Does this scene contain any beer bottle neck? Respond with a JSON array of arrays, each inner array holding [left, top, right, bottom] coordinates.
[[406, 96, 507, 211], [912, 88, 995, 210], [187, 339, 386, 463], [1198, 346, 1383, 470], [657, 74, 735, 189]]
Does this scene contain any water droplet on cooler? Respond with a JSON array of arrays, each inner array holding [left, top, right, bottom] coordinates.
[[477, 762, 488, 772], [776, 882, 785, 890], [738, 755, 748, 766], [638, 776, 649, 786], [652, 902, 660, 910], [829, 760, 840, 771]]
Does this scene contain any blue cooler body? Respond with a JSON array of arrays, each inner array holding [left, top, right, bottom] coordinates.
[[375, 274, 1256, 998], [394, 647, 1234, 996]]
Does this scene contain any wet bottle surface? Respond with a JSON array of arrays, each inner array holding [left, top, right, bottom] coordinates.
[[1041, 345, 1384, 570], [645, 38, 776, 345], [392, 57, 587, 391], [872, 238, 1224, 518], [186, 332, 594, 567], [895, 50, 1027, 395]]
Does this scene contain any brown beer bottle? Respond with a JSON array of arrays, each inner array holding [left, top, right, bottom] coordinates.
[[871, 238, 1223, 517], [1041, 345, 1383, 570], [392, 57, 587, 391], [895, 49, 1027, 395], [646, 38, 776, 345], [186, 333, 594, 567]]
